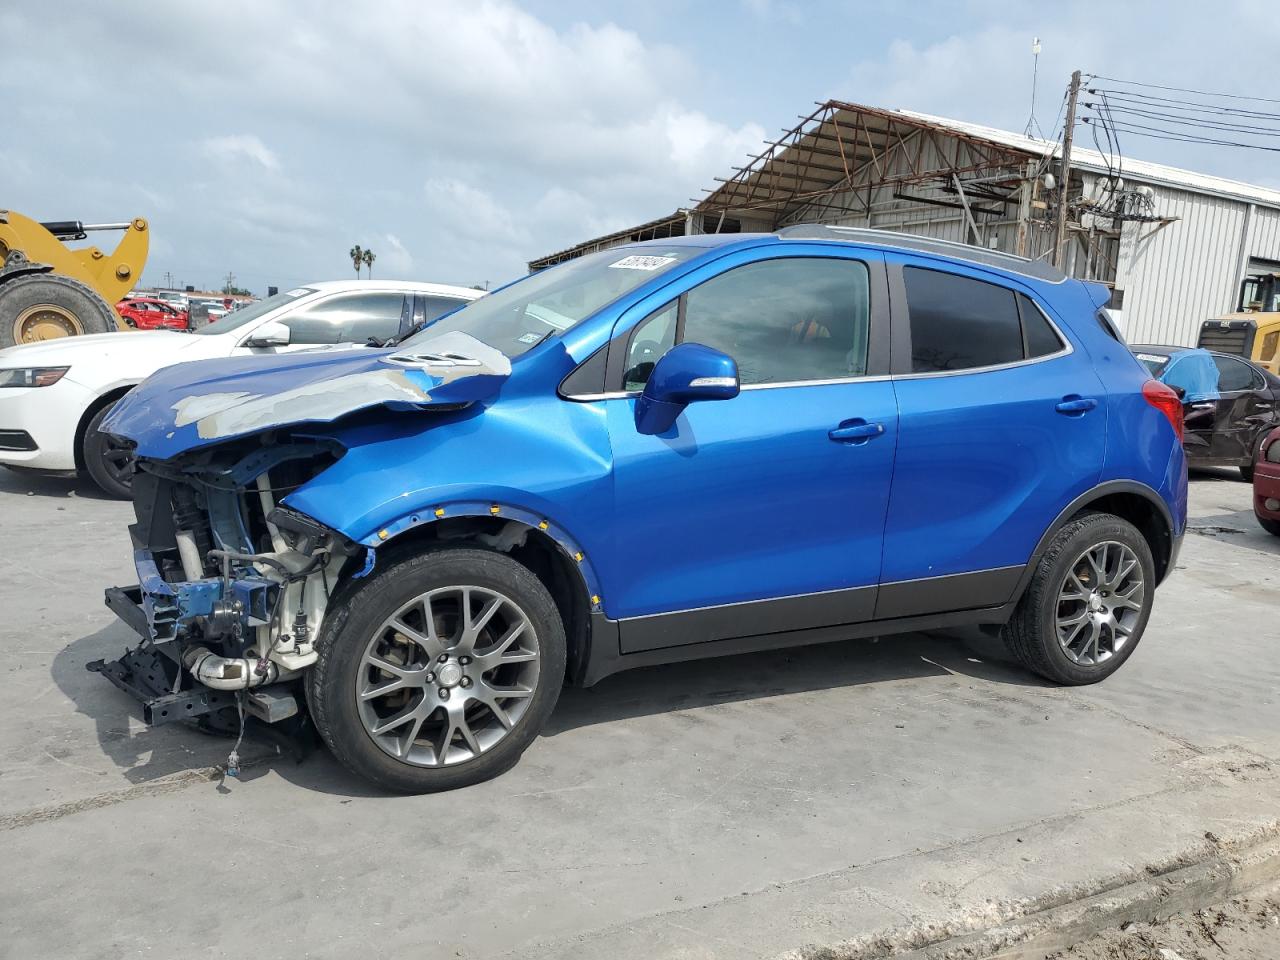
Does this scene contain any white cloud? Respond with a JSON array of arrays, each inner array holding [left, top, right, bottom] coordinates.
[[381, 233, 413, 274], [1, 0, 768, 288], [200, 134, 280, 171]]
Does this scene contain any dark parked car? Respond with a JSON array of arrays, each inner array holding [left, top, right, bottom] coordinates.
[[1133, 345, 1280, 481]]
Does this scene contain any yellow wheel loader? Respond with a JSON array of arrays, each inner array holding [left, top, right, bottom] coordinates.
[[0, 210, 149, 349], [1198, 272, 1280, 375]]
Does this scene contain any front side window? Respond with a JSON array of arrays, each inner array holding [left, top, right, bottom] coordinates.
[[904, 267, 1024, 373], [281, 292, 406, 344], [622, 257, 871, 389]]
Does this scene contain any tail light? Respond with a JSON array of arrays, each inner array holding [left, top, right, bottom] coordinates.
[[1142, 379, 1184, 442]]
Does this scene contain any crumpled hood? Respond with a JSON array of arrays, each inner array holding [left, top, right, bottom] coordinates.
[[103, 331, 511, 459]]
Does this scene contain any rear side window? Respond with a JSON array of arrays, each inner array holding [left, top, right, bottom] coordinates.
[[904, 267, 1023, 372], [1018, 294, 1065, 358], [421, 295, 469, 322], [1213, 354, 1262, 392]]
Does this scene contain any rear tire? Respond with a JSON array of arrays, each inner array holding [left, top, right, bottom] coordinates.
[[309, 546, 566, 793], [82, 401, 134, 499], [0, 273, 117, 347], [1004, 513, 1155, 685], [1240, 464, 1255, 483]]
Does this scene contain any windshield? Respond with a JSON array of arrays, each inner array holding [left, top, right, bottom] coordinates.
[[191, 287, 315, 335], [400, 247, 700, 356]]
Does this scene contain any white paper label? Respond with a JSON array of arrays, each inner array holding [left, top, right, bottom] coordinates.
[[286, 287, 310, 297], [608, 255, 677, 271], [1136, 353, 1167, 363]]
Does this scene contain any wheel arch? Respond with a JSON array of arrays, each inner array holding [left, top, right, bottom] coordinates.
[[365, 504, 605, 686], [73, 384, 136, 472], [1014, 480, 1176, 604]]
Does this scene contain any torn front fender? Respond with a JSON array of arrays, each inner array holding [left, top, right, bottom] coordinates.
[[102, 331, 511, 459]]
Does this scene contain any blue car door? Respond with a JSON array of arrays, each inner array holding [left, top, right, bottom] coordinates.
[[875, 254, 1107, 617], [596, 246, 899, 653]]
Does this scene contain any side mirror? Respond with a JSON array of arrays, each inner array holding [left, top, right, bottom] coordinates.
[[635, 342, 739, 435], [243, 320, 290, 348], [1170, 384, 1187, 401]]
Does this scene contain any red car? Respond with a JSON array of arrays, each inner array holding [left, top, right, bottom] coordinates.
[[116, 297, 190, 331], [1254, 426, 1280, 536]]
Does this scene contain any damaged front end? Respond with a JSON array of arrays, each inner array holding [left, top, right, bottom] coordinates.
[[89, 333, 513, 747], [91, 437, 361, 733]]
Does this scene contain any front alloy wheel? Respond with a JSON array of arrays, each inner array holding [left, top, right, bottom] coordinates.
[[310, 547, 566, 792], [357, 585, 541, 766]]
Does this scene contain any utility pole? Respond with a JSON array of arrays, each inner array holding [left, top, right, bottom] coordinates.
[[224, 270, 235, 293], [164, 271, 174, 289], [1054, 69, 1082, 269]]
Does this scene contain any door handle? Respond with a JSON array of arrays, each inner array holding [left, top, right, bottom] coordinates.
[[829, 420, 885, 444], [1055, 395, 1098, 415]]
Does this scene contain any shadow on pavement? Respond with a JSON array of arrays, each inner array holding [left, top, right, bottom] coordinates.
[[54, 617, 1044, 798], [0, 465, 118, 501], [546, 626, 1043, 735]]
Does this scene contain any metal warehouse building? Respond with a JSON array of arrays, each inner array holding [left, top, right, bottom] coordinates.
[[530, 100, 1280, 347]]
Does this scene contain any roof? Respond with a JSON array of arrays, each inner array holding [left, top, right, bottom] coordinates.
[[529, 97, 1280, 269], [303, 279, 485, 299], [775, 224, 1066, 282], [899, 109, 1280, 209]]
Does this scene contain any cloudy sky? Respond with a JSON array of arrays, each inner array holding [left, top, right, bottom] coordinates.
[[3, 1, 1277, 293]]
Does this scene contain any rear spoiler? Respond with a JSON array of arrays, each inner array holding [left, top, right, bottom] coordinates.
[[1082, 281, 1112, 309]]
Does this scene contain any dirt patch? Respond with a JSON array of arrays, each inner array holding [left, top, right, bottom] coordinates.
[[1048, 891, 1280, 960]]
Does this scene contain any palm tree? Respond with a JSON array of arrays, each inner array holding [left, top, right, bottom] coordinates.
[[349, 245, 363, 280], [362, 248, 376, 278]]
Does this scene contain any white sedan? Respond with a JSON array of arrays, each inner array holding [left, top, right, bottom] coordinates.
[[0, 279, 483, 497]]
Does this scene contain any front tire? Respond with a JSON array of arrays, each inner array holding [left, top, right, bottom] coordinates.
[[1258, 516, 1280, 537], [1004, 513, 1155, 685], [81, 401, 135, 499], [309, 547, 566, 793]]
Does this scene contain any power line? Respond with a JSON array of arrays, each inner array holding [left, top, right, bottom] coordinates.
[[1085, 74, 1280, 105], [1082, 117, 1280, 153], [1090, 103, 1280, 138], [1088, 88, 1280, 122]]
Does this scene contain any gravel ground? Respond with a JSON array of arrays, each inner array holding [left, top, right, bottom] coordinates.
[[1050, 886, 1280, 960]]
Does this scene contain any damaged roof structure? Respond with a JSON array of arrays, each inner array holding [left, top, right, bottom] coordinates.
[[530, 100, 1280, 346]]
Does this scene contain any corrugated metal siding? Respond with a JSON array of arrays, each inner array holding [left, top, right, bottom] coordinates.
[[1246, 206, 1280, 262], [1116, 186, 1249, 346]]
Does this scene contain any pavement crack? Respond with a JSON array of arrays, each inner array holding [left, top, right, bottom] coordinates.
[[0, 757, 270, 832]]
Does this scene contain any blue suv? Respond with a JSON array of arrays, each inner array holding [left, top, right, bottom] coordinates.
[[97, 226, 1188, 792]]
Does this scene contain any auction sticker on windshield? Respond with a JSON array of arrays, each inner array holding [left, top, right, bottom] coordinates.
[[609, 255, 678, 271]]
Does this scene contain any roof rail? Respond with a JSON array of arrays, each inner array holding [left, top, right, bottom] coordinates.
[[776, 224, 1066, 283]]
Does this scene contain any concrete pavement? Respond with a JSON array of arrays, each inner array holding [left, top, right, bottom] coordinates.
[[0, 465, 1276, 959]]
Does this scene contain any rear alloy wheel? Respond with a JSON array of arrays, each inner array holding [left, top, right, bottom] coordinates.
[[1004, 513, 1155, 684], [82, 401, 135, 499], [309, 547, 565, 792]]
